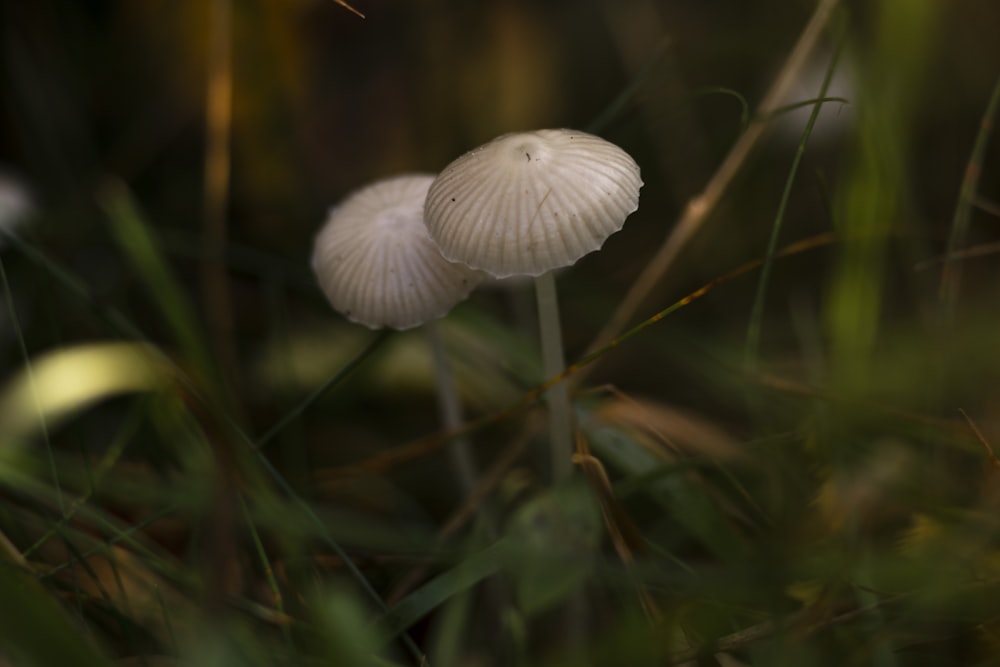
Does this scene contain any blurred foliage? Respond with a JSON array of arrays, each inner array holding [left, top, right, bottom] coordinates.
[[2, 0, 1000, 665]]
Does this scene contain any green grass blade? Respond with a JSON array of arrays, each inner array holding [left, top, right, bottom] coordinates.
[[312, 587, 384, 666], [0, 227, 154, 347], [376, 541, 506, 644], [744, 34, 845, 375], [587, 37, 671, 135], [0, 247, 63, 515], [939, 75, 1000, 318], [254, 330, 391, 451], [238, 493, 292, 647], [0, 561, 115, 667], [100, 182, 216, 384], [825, 0, 940, 392], [692, 86, 751, 130], [238, 425, 428, 664]]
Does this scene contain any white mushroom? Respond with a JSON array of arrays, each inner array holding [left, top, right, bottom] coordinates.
[[311, 174, 484, 492], [424, 129, 642, 480], [424, 129, 641, 278], [312, 174, 483, 331]]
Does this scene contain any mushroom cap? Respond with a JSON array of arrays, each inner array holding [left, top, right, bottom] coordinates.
[[311, 174, 484, 330], [424, 129, 642, 278]]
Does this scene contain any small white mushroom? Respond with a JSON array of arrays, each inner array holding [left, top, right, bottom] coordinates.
[[312, 174, 483, 331], [311, 174, 484, 492], [424, 129, 642, 480], [425, 129, 642, 278]]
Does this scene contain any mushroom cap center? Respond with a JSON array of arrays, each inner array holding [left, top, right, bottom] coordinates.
[[502, 135, 550, 165], [375, 203, 421, 234]]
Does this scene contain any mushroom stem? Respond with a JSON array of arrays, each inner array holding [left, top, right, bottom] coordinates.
[[426, 320, 479, 496], [534, 271, 573, 481]]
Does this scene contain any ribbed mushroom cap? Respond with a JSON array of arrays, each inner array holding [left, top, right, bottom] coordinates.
[[311, 174, 483, 330], [424, 129, 642, 278]]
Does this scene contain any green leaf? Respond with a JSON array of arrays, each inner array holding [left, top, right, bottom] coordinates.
[[587, 422, 747, 560], [0, 562, 114, 667], [376, 541, 506, 643], [313, 587, 384, 666], [100, 183, 215, 385], [503, 481, 603, 616]]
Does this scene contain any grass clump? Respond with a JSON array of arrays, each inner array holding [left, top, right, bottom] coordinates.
[[2, 1, 1000, 665]]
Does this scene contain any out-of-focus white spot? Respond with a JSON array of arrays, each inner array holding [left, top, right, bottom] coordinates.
[[774, 54, 855, 146], [0, 169, 34, 246]]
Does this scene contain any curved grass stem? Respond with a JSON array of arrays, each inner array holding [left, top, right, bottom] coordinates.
[[744, 33, 845, 375]]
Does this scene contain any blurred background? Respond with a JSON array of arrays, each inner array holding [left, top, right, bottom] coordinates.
[[2, 0, 1000, 663], [1, 0, 997, 368], [2, 0, 999, 452]]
